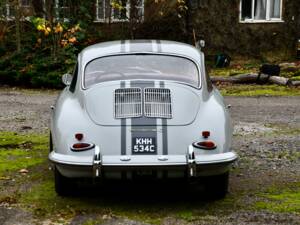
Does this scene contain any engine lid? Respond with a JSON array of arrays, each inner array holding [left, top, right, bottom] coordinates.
[[84, 82, 200, 126]]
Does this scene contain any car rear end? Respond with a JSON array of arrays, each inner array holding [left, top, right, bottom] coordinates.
[[49, 40, 237, 196]]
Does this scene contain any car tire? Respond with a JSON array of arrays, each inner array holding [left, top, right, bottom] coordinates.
[[204, 172, 229, 199], [54, 167, 75, 196]]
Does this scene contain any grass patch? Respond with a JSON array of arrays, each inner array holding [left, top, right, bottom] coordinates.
[[219, 84, 300, 96], [21, 180, 88, 217], [0, 132, 48, 176], [0, 133, 249, 223], [267, 125, 300, 136], [255, 182, 300, 214], [83, 219, 105, 225], [19, 175, 247, 223], [20, 178, 165, 223], [290, 75, 300, 81]]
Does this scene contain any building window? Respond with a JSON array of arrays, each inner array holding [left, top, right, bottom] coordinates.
[[20, 0, 30, 7], [240, 0, 283, 23], [0, 1, 13, 20], [1, 0, 31, 21], [55, 0, 70, 22], [95, 0, 144, 23]]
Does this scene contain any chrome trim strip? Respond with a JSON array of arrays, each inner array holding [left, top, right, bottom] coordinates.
[[81, 52, 202, 90], [187, 145, 197, 177], [93, 145, 102, 177], [70, 143, 95, 152]]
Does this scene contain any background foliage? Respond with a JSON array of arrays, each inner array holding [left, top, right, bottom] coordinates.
[[0, 0, 299, 88]]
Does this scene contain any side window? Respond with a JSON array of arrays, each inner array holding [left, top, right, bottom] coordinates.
[[69, 63, 78, 93]]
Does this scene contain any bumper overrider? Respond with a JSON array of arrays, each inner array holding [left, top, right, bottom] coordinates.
[[49, 145, 238, 178]]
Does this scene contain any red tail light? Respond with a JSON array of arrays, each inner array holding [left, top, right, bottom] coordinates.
[[71, 143, 94, 151], [75, 133, 83, 141], [202, 131, 210, 138], [193, 141, 216, 150]]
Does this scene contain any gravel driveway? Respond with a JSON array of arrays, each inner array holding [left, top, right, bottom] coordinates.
[[0, 88, 299, 225]]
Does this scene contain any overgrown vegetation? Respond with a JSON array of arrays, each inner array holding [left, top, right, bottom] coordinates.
[[0, 17, 86, 88], [0, 0, 190, 88], [0, 0, 299, 89]]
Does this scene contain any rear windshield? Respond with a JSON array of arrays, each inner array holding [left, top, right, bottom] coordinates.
[[84, 54, 199, 88]]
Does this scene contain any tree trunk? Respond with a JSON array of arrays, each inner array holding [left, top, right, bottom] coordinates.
[[185, 0, 192, 43], [211, 73, 292, 86], [32, 0, 44, 17], [292, 81, 300, 87], [269, 76, 290, 86], [15, 1, 21, 53], [211, 73, 270, 84]]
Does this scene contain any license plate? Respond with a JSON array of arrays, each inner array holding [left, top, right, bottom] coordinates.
[[132, 137, 156, 154]]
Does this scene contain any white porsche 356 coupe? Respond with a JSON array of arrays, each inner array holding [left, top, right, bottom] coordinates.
[[49, 40, 237, 197]]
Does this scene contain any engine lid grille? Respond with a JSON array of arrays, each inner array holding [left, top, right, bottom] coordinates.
[[114, 88, 142, 118], [144, 88, 172, 118]]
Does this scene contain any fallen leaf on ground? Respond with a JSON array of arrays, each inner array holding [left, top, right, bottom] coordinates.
[[19, 169, 29, 174]]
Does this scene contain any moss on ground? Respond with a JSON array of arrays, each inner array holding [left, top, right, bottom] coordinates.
[[19, 170, 246, 223], [219, 84, 300, 96], [263, 123, 300, 136], [83, 219, 105, 225], [0, 132, 48, 176], [211, 67, 257, 77], [290, 75, 300, 81], [255, 183, 300, 214]]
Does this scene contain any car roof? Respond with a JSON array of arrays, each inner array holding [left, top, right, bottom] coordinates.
[[79, 40, 202, 65]]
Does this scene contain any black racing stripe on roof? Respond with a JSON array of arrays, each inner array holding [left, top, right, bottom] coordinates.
[[129, 40, 152, 52], [120, 81, 126, 156], [159, 81, 168, 155]]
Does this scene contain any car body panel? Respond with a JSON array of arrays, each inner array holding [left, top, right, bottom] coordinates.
[[49, 40, 237, 179], [84, 82, 200, 126]]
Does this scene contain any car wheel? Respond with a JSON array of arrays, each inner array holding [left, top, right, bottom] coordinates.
[[54, 167, 75, 196], [204, 172, 229, 199]]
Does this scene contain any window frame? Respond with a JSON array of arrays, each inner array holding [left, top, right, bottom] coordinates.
[[1, 0, 32, 21], [94, 0, 144, 23], [54, 0, 70, 22], [69, 62, 78, 93], [239, 0, 284, 23], [82, 53, 202, 90]]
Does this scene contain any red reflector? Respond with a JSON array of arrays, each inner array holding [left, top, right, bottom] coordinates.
[[71, 143, 94, 151], [75, 133, 83, 141], [193, 141, 216, 150], [202, 131, 210, 138]]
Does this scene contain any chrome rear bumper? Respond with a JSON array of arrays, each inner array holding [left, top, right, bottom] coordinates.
[[49, 145, 238, 178]]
